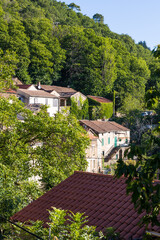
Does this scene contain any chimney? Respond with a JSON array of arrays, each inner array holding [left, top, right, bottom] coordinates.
[[37, 81, 41, 90]]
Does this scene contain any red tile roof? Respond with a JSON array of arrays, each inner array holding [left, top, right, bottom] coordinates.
[[0, 89, 17, 98], [11, 172, 160, 239], [88, 95, 112, 103], [80, 120, 130, 133], [16, 84, 32, 89]]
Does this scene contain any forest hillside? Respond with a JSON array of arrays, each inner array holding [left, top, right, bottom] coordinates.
[[1, 0, 160, 111]]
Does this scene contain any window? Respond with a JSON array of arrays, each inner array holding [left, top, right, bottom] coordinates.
[[93, 160, 95, 169], [102, 138, 104, 146], [34, 97, 38, 103], [45, 98, 48, 105], [53, 99, 58, 107], [60, 99, 65, 106], [92, 145, 95, 156], [78, 100, 80, 107], [108, 137, 110, 144]]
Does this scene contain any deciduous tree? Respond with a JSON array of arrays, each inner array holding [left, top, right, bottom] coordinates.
[[0, 97, 90, 225]]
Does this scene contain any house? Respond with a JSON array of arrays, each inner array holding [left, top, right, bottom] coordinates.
[[85, 131, 102, 173], [80, 120, 130, 165], [40, 84, 87, 111], [87, 95, 113, 120], [11, 171, 160, 239], [17, 85, 59, 117], [16, 83, 87, 116]]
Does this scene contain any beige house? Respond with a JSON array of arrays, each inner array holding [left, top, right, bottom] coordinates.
[[80, 120, 130, 168], [40, 84, 87, 112], [85, 131, 102, 173]]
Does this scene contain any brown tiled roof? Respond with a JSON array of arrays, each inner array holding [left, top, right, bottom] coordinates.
[[41, 85, 77, 94], [0, 93, 17, 98], [11, 172, 160, 239], [17, 89, 58, 98], [0, 89, 17, 98], [80, 120, 129, 134], [88, 95, 112, 103], [16, 84, 32, 89]]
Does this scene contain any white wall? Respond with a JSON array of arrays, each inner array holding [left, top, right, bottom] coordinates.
[[29, 97, 59, 116]]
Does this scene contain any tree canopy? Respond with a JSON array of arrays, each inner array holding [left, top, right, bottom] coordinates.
[[0, 97, 90, 228], [0, 0, 159, 112]]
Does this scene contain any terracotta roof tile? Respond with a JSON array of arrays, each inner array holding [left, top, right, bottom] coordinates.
[[16, 84, 32, 89], [11, 172, 160, 240], [87, 95, 112, 103]]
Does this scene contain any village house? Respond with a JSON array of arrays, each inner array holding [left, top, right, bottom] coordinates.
[[17, 84, 59, 117], [11, 171, 160, 240], [40, 84, 87, 111], [80, 120, 130, 167], [85, 130, 102, 173], [16, 83, 87, 116]]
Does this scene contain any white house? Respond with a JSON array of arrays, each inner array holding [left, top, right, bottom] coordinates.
[[40, 84, 87, 111], [17, 86, 59, 117], [17, 83, 87, 116]]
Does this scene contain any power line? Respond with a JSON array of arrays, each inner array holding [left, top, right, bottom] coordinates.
[[0, 215, 44, 240]]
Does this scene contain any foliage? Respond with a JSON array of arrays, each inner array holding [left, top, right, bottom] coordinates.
[[0, 0, 158, 112], [0, 97, 90, 231], [103, 227, 120, 240], [115, 99, 160, 228], [0, 49, 18, 90], [7, 207, 121, 239], [93, 13, 104, 24], [70, 97, 89, 119], [8, 208, 101, 239], [88, 97, 113, 120], [68, 3, 81, 11], [138, 41, 150, 50]]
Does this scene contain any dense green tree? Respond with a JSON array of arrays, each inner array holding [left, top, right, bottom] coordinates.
[[111, 38, 150, 111], [0, 5, 9, 50], [68, 3, 81, 11], [138, 41, 150, 50], [57, 26, 116, 96], [93, 13, 104, 24], [0, 97, 90, 223], [115, 123, 160, 227], [0, 0, 158, 112], [115, 59, 160, 228], [8, 19, 31, 83], [0, 49, 18, 90]]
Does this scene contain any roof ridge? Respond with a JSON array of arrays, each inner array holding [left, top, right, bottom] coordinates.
[[109, 121, 129, 131], [74, 171, 125, 179]]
